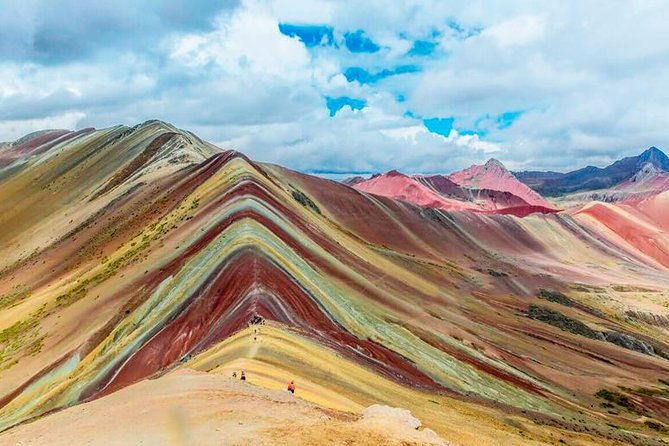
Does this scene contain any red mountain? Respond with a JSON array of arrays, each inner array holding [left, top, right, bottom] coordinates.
[[448, 158, 555, 208], [354, 170, 480, 211], [416, 174, 532, 210], [351, 164, 555, 214]]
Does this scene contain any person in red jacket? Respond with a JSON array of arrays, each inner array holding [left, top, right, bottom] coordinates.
[[287, 380, 295, 394]]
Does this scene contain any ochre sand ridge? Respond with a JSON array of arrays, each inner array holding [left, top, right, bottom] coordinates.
[[0, 368, 448, 446], [0, 325, 634, 446]]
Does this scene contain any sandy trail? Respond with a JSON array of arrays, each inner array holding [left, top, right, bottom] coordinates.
[[0, 369, 448, 446]]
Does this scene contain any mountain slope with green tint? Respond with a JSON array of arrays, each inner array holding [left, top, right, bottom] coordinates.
[[1, 122, 669, 445]]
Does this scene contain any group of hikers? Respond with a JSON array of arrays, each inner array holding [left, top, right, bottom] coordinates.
[[228, 313, 296, 394], [231, 370, 296, 394], [231, 371, 246, 381]]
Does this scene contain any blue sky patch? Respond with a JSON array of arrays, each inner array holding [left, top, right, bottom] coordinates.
[[458, 129, 488, 137], [496, 110, 523, 129], [344, 65, 419, 84], [278, 24, 334, 47], [326, 96, 367, 116], [408, 40, 438, 56], [423, 117, 454, 137], [447, 20, 482, 39], [344, 30, 380, 53]]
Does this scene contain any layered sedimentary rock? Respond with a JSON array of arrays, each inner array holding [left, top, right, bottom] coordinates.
[[352, 165, 554, 214], [1, 122, 669, 445], [353, 170, 480, 211], [448, 158, 554, 208]]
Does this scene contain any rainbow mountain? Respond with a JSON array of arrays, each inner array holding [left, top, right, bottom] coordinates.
[[1, 121, 669, 445]]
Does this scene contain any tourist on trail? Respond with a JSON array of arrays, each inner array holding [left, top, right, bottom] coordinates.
[[241, 371, 246, 381], [232, 371, 237, 378], [287, 380, 295, 394]]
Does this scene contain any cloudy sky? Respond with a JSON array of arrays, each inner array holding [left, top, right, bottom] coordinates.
[[1, 0, 668, 174]]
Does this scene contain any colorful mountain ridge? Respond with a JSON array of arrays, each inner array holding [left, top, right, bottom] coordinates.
[[350, 147, 669, 214], [1, 122, 669, 445]]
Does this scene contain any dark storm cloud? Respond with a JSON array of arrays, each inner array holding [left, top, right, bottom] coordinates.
[[0, 0, 239, 63]]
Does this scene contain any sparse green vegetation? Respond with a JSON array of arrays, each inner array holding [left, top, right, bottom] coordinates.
[[0, 318, 35, 345], [0, 195, 192, 370], [0, 316, 42, 370], [486, 269, 508, 278], [2, 170, 208, 369], [611, 285, 657, 293], [603, 331, 654, 356], [571, 284, 606, 293], [27, 335, 46, 356], [528, 305, 603, 340], [644, 420, 668, 432], [595, 389, 642, 414], [291, 190, 321, 214], [0, 286, 32, 310], [537, 289, 573, 307], [618, 385, 669, 397]]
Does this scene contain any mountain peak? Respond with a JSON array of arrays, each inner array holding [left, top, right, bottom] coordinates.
[[484, 158, 507, 169], [638, 146, 669, 170], [11, 129, 71, 147], [643, 146, 662, 154], [516, 146, 669, 196], [342, 175, 367, 186], [137, 119, 177, 130], [385, 169, 406, 177], [481, 159, 513, 178], [448, 159, 553, 208]]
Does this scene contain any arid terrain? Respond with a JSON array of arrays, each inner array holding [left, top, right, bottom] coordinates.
[[1, 122, 669, 445]]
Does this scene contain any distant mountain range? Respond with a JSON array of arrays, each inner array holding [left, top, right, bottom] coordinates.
[[347, 146, 669, 213], [351, 158, 556, 215], [515, 147, 669, 196]]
